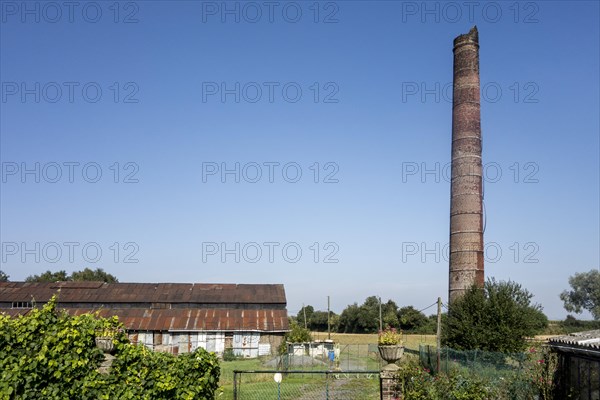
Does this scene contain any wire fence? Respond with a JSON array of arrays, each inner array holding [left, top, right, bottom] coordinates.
[[233, 370, 381, 400], [419, 344, 527, 376], [413, 344, 556, 399], [279, 343, 383, 371]]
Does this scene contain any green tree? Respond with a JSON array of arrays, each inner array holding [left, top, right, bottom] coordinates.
[[338, 296, 390, 333], [560, 269, 600, 320], [25, 270, 69, 282], [296, 305, 314, 329], [357, 296, 381, 333], [398, 306, 428, 332], [338, 303, 361, 333], [382, 300, 400, 328], [443, 279, 548, 353], [286, 321, 312, 343], [0, 270, 8, 282], [71, 268, 118, 283], [25, 268, 118, 283], [310, 310, 338, 332], [418, 314, 441, 334]]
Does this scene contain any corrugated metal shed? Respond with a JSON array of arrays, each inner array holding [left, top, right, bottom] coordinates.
[[0, 282, 289, 332]]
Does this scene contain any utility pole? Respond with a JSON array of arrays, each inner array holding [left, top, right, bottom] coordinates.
[[327, 296, 331, 340], [303, 303, 307, 330], [379, 297, 383, 331], [436, 297, 442, 373]]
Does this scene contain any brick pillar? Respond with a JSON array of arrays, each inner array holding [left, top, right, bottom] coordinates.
[[380, 369, 402, 400], [380, 359, 401, 400], [449, 26, 484, 303]]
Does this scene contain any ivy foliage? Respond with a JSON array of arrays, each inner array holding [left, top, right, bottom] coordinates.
[[0, 296, 220, 399]]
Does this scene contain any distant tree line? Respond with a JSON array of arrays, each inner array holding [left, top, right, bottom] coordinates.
[[0, 268, 118, 283], [295, 296, 439, 334], [298, 280, 550, 353]]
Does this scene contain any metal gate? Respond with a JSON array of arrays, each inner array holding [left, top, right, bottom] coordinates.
[[233, 370, 381, 400]]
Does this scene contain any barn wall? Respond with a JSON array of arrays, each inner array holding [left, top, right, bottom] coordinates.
[[127, 330, 285, 357]]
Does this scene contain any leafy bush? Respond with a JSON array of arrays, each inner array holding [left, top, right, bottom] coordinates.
[[394, 349, 556, 400], [101, 343, 220, 399], [278, 321, 312, 354], [0, 296, 220, 399], [222, 348, 239, 361], [395, 358, 491, 400], [443, 279, 548, 353]]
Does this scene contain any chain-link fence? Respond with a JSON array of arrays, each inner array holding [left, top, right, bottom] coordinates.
[[419, 344, 528, 376], [233, 370, 381, 400], [413, 344, 557, 399], [280, 343, 383, 371]]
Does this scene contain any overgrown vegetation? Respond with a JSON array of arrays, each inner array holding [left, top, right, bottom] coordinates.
[[442, 279, 548, 353], [0, 296, 220, 399], [395, 344, 557, 400]]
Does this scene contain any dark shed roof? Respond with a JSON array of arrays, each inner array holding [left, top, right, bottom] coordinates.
[[0, 282, 287, 304], [0, 282, 289, 332]]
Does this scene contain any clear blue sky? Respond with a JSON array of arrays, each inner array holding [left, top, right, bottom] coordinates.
[[1, 1, 598, 320]]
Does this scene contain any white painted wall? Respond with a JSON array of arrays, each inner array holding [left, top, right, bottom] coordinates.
[[233, 332, 260, 358]]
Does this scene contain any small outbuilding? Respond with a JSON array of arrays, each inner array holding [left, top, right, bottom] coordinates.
[[549, 330, 600, 399], [0, 281, 289, 357]]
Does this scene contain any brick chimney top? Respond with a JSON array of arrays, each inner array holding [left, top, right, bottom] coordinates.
[[453, 26, 479, 49]]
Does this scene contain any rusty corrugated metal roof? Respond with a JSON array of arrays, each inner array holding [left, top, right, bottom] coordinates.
[[64, 308, 289, 331], [1, 307, 289, 332], [0, 282, 289, 332], [0, 282, 286, 304]]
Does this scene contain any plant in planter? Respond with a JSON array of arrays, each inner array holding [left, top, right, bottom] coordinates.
[[378, 326, 404, 367], [95, 328, 124, 354]]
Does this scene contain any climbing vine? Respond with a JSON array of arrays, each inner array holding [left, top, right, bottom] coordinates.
[[0, 297, 220, 399]]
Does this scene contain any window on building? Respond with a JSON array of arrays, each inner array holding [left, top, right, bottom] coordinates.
[[12, 301, 33, 309]]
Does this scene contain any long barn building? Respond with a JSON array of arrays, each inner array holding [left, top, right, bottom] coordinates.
[[0, 281, 289, 357]]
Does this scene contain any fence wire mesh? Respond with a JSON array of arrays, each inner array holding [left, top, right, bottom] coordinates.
[[233, 370, 381, 400], [281, 343, 383, 371], [419, 344, 528, 376]]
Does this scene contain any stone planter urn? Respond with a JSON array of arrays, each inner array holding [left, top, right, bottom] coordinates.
[[95, 337, 115, 354], [378, 345, 404, 370]]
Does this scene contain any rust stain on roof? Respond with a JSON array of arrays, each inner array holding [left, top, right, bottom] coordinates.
[[0, 282, 289, 332], [0, 282, 287, 304], [47, 308, 289, 331]]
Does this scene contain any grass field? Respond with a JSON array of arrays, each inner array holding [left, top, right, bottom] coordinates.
[[311, 332, 437, 347], [218, 333, 436, 399]]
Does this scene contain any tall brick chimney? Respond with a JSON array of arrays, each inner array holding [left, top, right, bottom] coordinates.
[[449, 26, 484, 303]]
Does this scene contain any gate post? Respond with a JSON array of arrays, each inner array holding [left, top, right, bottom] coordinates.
[[233, 371, 239, 400]]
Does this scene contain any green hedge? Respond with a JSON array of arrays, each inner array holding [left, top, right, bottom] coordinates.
[[0, 297, 220, 399]]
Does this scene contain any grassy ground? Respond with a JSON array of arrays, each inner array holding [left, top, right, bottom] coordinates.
[[219, 333, 436, 399], [311, 331, 437, 347]]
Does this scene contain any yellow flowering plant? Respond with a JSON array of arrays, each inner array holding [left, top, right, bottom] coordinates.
[[378, 326, 403, 346]]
